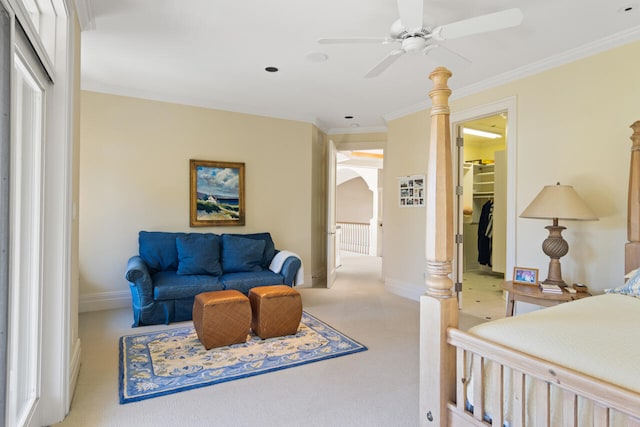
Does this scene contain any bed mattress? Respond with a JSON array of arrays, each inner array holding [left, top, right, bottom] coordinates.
[[469, 293, 640, 394], [466, 293, 640, 425]]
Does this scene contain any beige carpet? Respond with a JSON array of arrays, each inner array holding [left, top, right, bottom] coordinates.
[[55, 254, 500, 427]]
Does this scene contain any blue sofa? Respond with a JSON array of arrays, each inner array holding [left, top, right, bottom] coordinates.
[[125, 231, 302, 327]]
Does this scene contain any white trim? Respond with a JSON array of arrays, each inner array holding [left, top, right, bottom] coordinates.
[[8, 27, 47, 427], [384, 25, 640, 123], [68, 338, 81, 404], [327, 125, 389, 135], [8, 0, 57, 81], [450, 97, 518, 284], [82, 82, 327, 130], [384, 277, 423, 301], [79, 290, 131, 312], [73, 0, 94, 31]]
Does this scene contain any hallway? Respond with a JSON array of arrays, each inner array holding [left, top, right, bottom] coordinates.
[[337, 252, 506, 325]]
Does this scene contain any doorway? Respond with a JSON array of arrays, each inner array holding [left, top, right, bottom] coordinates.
[[452, 100, 517, 321], [334, 147, 383, 279]]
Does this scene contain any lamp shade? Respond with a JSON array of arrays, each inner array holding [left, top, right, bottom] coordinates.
[[520, 183, 598, 220]]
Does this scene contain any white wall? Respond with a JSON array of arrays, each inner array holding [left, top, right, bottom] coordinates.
[[383, 41, 640, 298], [79, 92, 320, 309]]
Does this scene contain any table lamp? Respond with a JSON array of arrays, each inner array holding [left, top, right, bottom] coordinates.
[[520, 183, 598, 287]]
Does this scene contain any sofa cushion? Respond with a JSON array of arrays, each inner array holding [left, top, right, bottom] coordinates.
[[139, 231, 186, 273], [152, 270, 224, 300], [229, 232, 276, 268], [221, 271, 284, 294], [221, 234, 266, 273], [176, 233, 222, 276]]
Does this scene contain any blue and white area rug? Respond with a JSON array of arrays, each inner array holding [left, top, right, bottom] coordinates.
[[119, 311, 367, 403]]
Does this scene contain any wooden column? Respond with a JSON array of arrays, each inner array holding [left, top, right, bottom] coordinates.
[[626, 121, 640, 274], [420, 67, 458, 427]]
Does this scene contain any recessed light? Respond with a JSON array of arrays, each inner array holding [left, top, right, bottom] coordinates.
[[350, 123, 360, 128], [265, 66, 279, 73], [344, 115, 354, 119], [618, 4, 638, 13]]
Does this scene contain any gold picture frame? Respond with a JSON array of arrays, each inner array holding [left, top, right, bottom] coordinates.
[[190, 159, 245, 227], [512, 266, 539, 286]]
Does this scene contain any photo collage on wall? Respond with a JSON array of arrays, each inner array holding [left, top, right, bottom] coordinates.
[[398, 174, 425, 208]]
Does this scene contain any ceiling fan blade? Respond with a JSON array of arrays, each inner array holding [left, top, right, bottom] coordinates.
[[365, 49, 404, 78], [396, 0, 424, 32], [427, 43, 471, 64], [432, 8, 523, 41], [318, 37, 391, 45]]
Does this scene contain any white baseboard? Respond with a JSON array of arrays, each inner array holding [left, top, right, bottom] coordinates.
[[79, 290, 130, 312], [68, 338, 81, 406], [384, 277, 424, 301]]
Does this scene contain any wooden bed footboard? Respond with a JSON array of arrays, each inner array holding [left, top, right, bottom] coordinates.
[[446, 328, 640, 427]]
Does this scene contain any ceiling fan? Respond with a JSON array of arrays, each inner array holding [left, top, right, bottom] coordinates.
[[318, 0, 523, 78]]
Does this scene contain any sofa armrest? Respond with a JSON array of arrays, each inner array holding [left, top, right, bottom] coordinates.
[[125, 256, 154, 306], [280, 256, 302, 286]]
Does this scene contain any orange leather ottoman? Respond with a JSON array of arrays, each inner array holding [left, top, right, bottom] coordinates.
[[192, 290, 251, 350], [249, 285, 302, 339]]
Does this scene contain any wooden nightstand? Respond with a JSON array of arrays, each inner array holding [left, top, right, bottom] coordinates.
[[501, 281, 591, 317]]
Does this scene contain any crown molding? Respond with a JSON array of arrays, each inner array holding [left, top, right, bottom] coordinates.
[[327, 125, 389, 136], [74, 0, 95, 31], [81, 82, 323, 127], [384, 25, 640, 123]]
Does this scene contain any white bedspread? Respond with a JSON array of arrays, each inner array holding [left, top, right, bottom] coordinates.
[[467, 293, 640, 425]]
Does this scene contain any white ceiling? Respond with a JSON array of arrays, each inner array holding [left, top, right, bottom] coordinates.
[[78, 0, 640, 134]]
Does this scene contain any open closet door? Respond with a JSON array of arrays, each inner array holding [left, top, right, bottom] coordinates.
[[492, 150, 507, 274], [455, 126, 465, 308]]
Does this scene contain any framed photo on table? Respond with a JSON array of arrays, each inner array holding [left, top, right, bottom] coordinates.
[[190, 159, 245, 227], [513, 266, 539, 286]]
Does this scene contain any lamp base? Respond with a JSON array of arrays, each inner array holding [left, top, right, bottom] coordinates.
[[542, 226, 569, 287]]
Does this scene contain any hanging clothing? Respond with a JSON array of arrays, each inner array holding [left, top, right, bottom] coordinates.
[[478, 199, 493, 266]]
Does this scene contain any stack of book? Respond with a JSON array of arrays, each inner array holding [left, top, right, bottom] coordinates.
[[539, 283, 563, 294]]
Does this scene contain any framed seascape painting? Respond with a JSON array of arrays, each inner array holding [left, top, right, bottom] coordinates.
[[190, 159, 245, 227]]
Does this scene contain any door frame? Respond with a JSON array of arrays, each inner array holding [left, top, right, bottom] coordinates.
[[326, 137, 386, 285], [326, 139, 337, 288], [451, 97, 517, 293]]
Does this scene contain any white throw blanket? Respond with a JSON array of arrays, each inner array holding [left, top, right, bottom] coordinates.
[[269, 250, 304, 285]]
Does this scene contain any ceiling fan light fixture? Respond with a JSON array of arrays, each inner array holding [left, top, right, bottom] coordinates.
[[401, 36, 426, 52]]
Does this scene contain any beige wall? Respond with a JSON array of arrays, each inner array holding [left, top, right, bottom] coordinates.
[[337, 177, 373, 223], [79, 92, 321, 307], [384, 111, 430, 297], [330, 132, 387, 149], [310, 125, 327, 286], [80, 41, 640, 307], [384, 41, 640, 297], [464, 139, 506, 162]]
